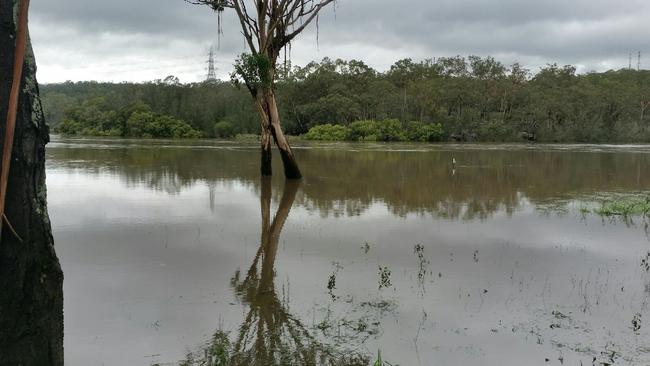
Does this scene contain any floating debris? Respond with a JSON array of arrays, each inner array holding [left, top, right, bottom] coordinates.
[[378, 266, 392, 289], [632, 313, 642, 333]]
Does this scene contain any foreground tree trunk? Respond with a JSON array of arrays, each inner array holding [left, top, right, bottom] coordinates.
[[0, 1, 64, 364]]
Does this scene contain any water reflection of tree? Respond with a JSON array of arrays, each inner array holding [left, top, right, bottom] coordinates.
[[182, 178, 368, 366], [49, 141, 650, 220]]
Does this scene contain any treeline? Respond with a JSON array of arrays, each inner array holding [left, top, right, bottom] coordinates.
[[41, 57, 650, 142], [41, 75, 252, 138]]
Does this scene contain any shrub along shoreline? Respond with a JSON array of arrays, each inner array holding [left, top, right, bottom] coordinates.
[[58, 99, 202, 138], [304, 119, 445, 142]]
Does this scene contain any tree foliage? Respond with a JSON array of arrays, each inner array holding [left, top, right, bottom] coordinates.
[[126, 111, 201, 138], [304, 123, 349, 141], [303, 119, 444, 142], [41, 56, 650, 143], [214, 120, 236, 138], [58, 96, 201, 138]]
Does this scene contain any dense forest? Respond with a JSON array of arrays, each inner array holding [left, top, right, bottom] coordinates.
[[41, 56, 650, 142]]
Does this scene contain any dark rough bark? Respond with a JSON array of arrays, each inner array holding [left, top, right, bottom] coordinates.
[[0, 1, 64, 365]]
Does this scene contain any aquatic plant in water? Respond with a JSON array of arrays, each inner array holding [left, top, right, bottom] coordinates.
[[537, 192, 650, 222], [594, 194, 650, 217]]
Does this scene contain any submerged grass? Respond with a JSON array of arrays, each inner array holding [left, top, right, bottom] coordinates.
[[373, 350, 398, 366], [537, 192, 650, 221], [594, 194, 650, 217]]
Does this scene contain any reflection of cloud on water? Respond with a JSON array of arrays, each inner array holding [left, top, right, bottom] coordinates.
[[181, 179, 392, 365], [47, 137, 650, 365], [46, 138, 650, 221]]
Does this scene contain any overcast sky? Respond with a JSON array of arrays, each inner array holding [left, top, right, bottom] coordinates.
[[30, 0, 650, 84]]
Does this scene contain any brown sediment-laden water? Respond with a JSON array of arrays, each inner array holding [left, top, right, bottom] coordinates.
[[46, 136, 650, 365]]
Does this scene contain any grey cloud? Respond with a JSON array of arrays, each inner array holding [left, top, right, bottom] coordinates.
[[29, 0, 650, 83]]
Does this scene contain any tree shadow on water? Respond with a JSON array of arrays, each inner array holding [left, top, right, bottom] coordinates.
[[181, 178, 370, 366]]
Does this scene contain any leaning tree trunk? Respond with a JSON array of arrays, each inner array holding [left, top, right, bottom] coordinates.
[[254, 88, 302, 180], [255, 96, 274, 177], [0, 1, 64, 365]]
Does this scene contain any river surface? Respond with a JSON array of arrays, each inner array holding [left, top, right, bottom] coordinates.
[[46, 136, 650, 366]]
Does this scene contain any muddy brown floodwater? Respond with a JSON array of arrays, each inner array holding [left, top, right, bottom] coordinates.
[[45, 136, 650, 366]]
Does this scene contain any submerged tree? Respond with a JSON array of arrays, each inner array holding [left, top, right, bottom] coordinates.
[[186, 0, 337, 179]]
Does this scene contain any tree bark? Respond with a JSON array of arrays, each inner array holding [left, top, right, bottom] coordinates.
[[255, 94, 273, 176], [255, 88, 302, 180], [0, 1, 64, 364]]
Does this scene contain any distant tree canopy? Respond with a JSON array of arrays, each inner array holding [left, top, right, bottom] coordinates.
[[57, 97, 202, 138], [41, 56, 650, 142]]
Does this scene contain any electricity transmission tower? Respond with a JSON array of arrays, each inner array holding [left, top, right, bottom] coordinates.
[[629, 52, 633, 70], [206, 46, 217, 82]]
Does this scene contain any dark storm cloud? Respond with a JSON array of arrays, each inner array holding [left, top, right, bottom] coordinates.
[[29, 0, 650, 82]]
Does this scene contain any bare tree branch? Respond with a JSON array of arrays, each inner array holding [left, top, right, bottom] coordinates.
[[187, 0, 336, 57], [283, 0, 335, 46]]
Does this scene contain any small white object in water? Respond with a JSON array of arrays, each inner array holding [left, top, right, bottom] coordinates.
[[452, 157, 457, 165]]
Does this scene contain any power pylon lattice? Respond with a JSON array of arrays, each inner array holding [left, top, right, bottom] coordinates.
[[629, 52, 633, 70], [206, 46, 217, 82]]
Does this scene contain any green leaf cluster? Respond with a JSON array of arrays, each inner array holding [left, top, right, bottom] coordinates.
[[304, 119, 444, 142], [126, 111, 201, 138], [232, 53, 273, 90], [58, 98, 201, 138], [304, 123, 350, 141], [213, 120, 236, 138]]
